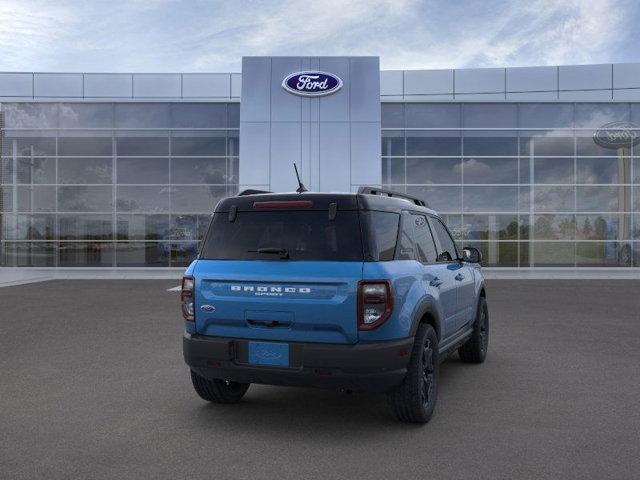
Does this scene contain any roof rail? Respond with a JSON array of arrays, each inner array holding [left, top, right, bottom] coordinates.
[[357, 186, 429, 208], [237, 189, 272, 196]]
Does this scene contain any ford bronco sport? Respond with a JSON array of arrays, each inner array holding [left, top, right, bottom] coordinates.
[[182, 187, 488, 423]]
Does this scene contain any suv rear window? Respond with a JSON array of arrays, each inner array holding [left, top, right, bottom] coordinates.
[[200, 210, 363, 261]]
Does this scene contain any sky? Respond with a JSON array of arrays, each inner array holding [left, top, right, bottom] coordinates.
[[0, 0, 638, 73]]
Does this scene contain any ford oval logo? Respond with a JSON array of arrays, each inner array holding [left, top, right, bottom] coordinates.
[[593, 121, 640, 149], [200, 304, 215, 312], [282, 71, 343, 97]]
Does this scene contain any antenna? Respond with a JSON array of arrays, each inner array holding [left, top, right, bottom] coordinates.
[[293, 163, 308, 193]]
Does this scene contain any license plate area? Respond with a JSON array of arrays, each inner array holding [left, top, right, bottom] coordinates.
[[248, 341, 290, 367]]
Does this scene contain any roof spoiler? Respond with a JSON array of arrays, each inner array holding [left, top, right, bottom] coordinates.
[[357, 186, 429, 208], [237, 189, 272, 196]]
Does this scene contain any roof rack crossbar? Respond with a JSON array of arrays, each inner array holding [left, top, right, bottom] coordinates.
[[357, 186, 428, 208], [238, 189, 272, 196]]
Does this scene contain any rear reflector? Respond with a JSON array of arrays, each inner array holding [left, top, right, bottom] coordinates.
[[253, 200, 313, 209]]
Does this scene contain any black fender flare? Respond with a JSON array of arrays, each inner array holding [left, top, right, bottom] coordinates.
[[409, 297, 443, 340]]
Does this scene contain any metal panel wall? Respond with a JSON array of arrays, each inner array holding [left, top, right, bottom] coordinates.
[[239, 56, 381, 193]]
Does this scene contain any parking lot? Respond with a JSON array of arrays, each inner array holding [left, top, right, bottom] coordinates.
[[1, 279, 639, 479]]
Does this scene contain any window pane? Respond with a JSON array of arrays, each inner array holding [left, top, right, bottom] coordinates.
[[116, 186, 170, 212], [576, 135, 622, 156], [58, 158, 112, 184], [534, 186, 574, 212], [170, 103, 227, 128], [171, 158, 228, 184], [17, 185, 56, 212], [16, 157, 56, 184], [463, 157, 517, 184], [58, 186, 113, 212], [576, 157, 627, 184], [58, 137, 113, 156], [116, 136, 168, 156], [228, 104, 240, 127], [116, 214, 170, 240], [464, 186, 518, 212], [171, 185, 226, 213], [171, 242, 199, 267], [227, 130, 239, 157], [463, 104, 517, 128], [2, 242, 56, 267], [406, 158, 461, 184], [460, 215, 519, 240], [518, 104, 573, 129], [576, 186, 627, 212], [10, 136, 56, 156], [116, 242, 170, 267], [114, 104, 170, 128], [396, 213, 416, 260], [381, 130, 404, 156], [382, 158, 405, 184], [406, 131, 461, 156], [171, 134, 226, 156], [116, 158, 169, 184], [14, 214, 55, 240], [3, 104, 58, 128], [576, 242, 631, 267], [382, 103, 404, 128], [464, 241, 518, 267], [169, 215, 199, 241], [533, 242, 575, 266], [575, 214, 629, 241], [406, 186, 461, 212], [1, 186, 12, 211], [464, 135, 518, 156], [59, 242, 114, 267], [574, 103, 630, 128], [57, 214, 112, 240], [534, 158, 574, 184], [59, 103, 113, 128], [364, 211, 399, 261], [533, 215, 576, 240], [406, 104, 460, 128], [520, 133, 574, 156], [1, 158, 12, 183]]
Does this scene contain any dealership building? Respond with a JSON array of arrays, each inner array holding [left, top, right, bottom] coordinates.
[[1, 56, 640, 270]]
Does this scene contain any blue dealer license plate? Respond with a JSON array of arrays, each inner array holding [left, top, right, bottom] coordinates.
[[248, 341, 290, 367]]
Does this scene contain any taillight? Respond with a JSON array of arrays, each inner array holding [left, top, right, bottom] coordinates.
[[181, 275, 195, 321], [357, 281, 393, 330]]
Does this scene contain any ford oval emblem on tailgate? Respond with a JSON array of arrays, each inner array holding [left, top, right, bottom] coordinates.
[[200, 304, 215, 312]]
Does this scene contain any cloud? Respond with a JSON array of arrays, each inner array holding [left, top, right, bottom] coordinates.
[[0, 0, 637, 72]]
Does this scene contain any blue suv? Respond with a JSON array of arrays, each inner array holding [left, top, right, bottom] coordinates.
[[182, 187, 488, 423]]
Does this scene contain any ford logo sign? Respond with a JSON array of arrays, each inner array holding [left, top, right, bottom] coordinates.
[[282, 71, 343, 97], [593, 121, 640, 149]]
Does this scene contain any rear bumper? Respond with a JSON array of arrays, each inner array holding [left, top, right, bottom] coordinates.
[[183, 333, 414, 393]]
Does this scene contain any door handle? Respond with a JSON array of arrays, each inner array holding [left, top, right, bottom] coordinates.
[[455, 273, 465, 281], [430, 278, 443, 287]]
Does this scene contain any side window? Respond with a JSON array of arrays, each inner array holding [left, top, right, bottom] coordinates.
[[364, 211, 400, 261], [396, 212, 416, 260], [429, 217, 458, 262], [412, 214, 438, 263]]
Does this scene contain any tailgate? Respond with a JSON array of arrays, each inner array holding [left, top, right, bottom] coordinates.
[[194, 260, 363, 344]]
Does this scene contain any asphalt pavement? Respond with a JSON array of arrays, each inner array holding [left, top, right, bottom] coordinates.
[[1, 279, 639, 479]]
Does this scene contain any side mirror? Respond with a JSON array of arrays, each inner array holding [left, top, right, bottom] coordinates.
[[462, 247, 482, 264]]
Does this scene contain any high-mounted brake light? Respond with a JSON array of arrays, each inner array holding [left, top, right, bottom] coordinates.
[[357, 280, 393, 330], [253, 200, 313, 209], [181, 275, 195, 321]]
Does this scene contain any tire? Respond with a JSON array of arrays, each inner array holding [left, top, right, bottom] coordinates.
[[387, 324, 439, 424], [190, 370, 250, 404], [458, 296, 489, 364]]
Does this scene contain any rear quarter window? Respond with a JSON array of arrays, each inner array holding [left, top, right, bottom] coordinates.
[[361, 211, 399, 261]]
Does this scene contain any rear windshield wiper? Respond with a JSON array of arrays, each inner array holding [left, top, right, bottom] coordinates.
[[248, 247, 290, 259]]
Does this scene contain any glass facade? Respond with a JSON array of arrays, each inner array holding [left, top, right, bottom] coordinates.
[[383, 103, 640, 267], [2, 100, 639, 268], [0, 102, 239, 267]]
